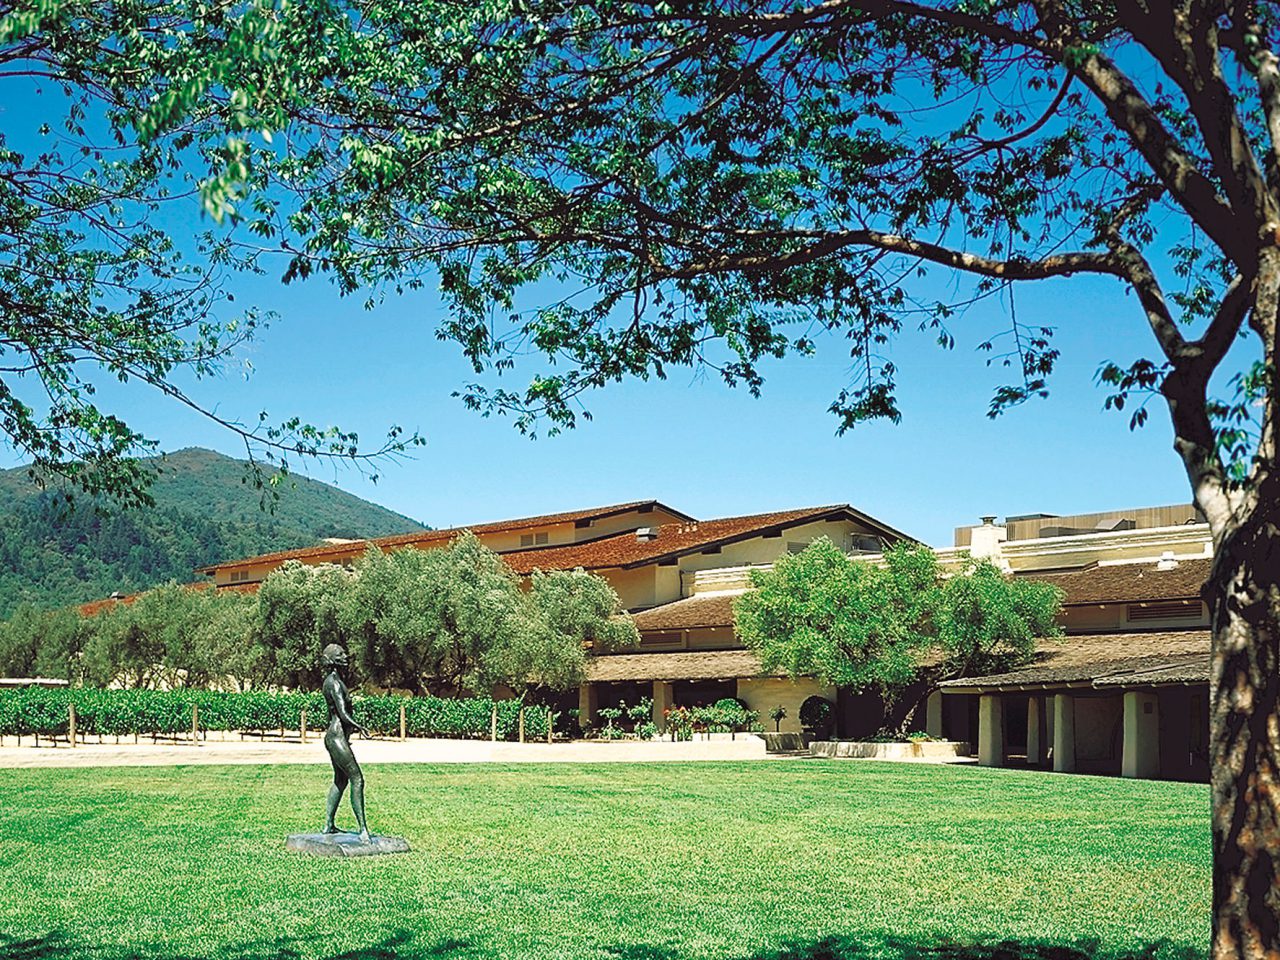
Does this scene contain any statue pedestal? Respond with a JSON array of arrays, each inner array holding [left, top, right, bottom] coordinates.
[[286, 832, 411, 857]]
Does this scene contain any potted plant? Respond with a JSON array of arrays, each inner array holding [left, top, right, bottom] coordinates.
[[799, 695, 835, 743], [770, 705, 787, 732]]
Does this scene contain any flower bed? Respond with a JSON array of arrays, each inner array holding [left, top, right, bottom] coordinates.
[[809, 740, 972, 760]]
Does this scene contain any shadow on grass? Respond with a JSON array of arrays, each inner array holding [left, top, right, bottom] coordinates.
[[0, 931, 1205, 960]]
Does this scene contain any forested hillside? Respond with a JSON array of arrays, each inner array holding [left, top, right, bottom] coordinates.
[[0, 449, 426, 615]]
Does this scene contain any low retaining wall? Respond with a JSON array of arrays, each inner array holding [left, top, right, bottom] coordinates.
[[810, 740, 972, 760], [760, 732, 806, 753]]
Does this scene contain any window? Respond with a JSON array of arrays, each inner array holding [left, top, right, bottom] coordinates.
[[639, 632, 682, 648], [1126, 600, 1203, 622], [520, 531, 551, 547], [787, 541, 810, 555], [229, 570, 251, 583]]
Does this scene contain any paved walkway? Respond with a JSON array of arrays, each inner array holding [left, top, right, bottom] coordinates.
[[0, 733, 790, 768]]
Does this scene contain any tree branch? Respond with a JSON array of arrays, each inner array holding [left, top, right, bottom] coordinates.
[[662, 229, 1122, 282], [1190, 273, 1251, 374], [1030, 1, 1242, 257], [1118, 0, 1274, 241]]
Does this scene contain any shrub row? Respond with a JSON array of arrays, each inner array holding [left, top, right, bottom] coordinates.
[[0, 688, 551, 741]]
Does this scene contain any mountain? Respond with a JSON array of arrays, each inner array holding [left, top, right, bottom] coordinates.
[[0, 448, 427, 615]]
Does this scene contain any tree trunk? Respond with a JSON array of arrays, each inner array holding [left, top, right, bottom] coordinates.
[[1210, 515, 1280, 960]]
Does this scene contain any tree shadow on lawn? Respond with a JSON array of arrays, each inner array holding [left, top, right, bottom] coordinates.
[[0, 931, 1205, 960]]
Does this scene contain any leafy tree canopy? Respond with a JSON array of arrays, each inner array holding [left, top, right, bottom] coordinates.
[[735, 539, 943, 705], [0, 2, 420, 505], [343, 538, 637, 696], [195, 0, 1265, 497], [482, 567, 639, 698], [735, 538, 1063, 709], [936, 556, 1063, 677], [253, 560, 352, 689], [341, 537, 527, 695]]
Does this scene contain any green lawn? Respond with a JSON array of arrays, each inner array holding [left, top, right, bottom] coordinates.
[[0, 761, 1208, 960]]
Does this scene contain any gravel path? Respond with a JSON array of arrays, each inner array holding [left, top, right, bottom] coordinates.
[[0, 732, 789, 768]]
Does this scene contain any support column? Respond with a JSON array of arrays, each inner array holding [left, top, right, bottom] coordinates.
[[652, 681, 674, 732], [977, 695, 1005, 767], [578, 683, 598, 732], [1122, 690, 1160, 779], [925, 691, 943, 740], [1026, 696, 1045, 767], [1053, 693, 1076, 773]]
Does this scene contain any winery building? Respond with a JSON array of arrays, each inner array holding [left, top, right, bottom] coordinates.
[[197, 500, 1215, 777], [197, 500, 912, 733]]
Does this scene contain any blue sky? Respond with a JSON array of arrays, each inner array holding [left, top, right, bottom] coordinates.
[[34, 254, 1195, 548], [0, 74, 1208, 548]]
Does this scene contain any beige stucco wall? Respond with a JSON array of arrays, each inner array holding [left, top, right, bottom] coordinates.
[[1059, 602, 1209, 634], [653, 564, 682, 606], [476, 522, 576, 552], [604, 566, 660, 611], [213, 558, 305, 586], [686, 626, 738, 650], [737, 677, 836, 735], [674, 519, 881, 576]]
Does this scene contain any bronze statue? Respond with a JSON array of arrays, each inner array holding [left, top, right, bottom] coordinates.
[[285, 643, 408, 856], [321, 643, 371, 842]]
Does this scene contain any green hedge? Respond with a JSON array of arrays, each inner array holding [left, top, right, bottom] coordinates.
[[0, 688, 552, 741]]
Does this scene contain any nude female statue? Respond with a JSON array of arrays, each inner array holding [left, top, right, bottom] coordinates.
[[320, 643, 371, 842]]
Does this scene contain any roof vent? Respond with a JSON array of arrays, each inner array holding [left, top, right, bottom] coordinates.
[[1095, 518, 1136, 532], [635, 527, 659, 541], [1156, 550, 1180, 571]]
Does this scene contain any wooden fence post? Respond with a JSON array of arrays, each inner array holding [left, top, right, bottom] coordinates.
[[192, 703, 199, 744], [547, 707, 553, 744], [69, 702, 76, 748], [518, 706, 525, 744], [490, 704, 498, 742], [399, 703, 407, 742], [300, 709, 307, 744]]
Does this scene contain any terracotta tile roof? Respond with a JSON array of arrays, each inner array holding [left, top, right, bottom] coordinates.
[[631, 593, 741, 632], [195, 500, 693, 573], [586, 649, 771, 682], [937, 629, 1210, 690], [1020, 557, 1212, 605], [504, 505, 908, 574], [78, 580, 256, 616]]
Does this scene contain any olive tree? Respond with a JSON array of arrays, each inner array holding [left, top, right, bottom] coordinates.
[[937, 557, 1064, 678], [253, 561, 351, 689], [735, 539, 1061, 723], [481, 568, 639, 701], [342, 534, 527, 695], [735, 540, 943, 719]]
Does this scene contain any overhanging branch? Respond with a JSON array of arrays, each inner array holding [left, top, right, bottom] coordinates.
[[662, 229, 1122, 282]]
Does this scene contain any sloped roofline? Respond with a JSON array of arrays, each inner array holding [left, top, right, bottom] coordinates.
[[618, 504, 914, 569], [195, 499, 695, 574]]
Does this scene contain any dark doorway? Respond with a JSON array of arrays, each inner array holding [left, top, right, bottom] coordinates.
[[673, 679, 736, 707]]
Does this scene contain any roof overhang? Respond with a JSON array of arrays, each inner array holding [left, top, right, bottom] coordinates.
[[621, 505, 915, 570]]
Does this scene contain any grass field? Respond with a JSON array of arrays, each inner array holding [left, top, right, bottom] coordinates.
[[1, 761, 1208, 960]]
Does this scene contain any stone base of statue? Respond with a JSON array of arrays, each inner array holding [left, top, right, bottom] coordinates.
[[286, 831, 411, 857]]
